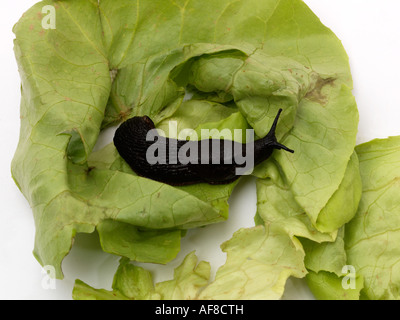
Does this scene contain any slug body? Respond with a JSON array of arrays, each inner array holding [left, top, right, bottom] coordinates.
[[113, 109, 294, 186]]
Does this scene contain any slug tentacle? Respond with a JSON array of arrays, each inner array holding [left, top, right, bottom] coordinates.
[[266, 108, 283, 140], [252, 109, 294, 167], [265, 109, 294, 153], [114, 109, 294, 186], [272, 141, 295, 153]]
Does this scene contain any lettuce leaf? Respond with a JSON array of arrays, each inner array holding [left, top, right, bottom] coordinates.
[[12, 3, 236, 278], [302, 136, 400, 300], [255, 153, 362, 300], [76, 136, 400, 301], [13, 0, 360, 291], [301, 228, 364, 300], [102, 0, 360, 235], [73, 253, 209, 300], [198, 224, 306, 300], [305, 271, 364, 300], [73, 224, 306, 300], [345, 136, 400, 300]]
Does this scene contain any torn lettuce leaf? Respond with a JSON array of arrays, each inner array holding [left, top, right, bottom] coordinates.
[[12, 9, 243, 277], [345, 136, 400, 300], [13, 0, 360, 289], [256, 157, 363, 300], [74, 224, 306, 300], [306, 271, 364, 300], [73, 252, 209, 300], [154, 252, 211, 300], [256, 150, 362, 245], [96, 220, 183, 265], [301, 228, 364, 300], [302, 136, 400, 300], [73, 258, 160, 300], [303, 228, 348, 277], [102, 0, 360, 235], [198, 224, 306, 300]]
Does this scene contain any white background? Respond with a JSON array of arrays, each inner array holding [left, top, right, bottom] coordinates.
[[0, 0, 399, 300]]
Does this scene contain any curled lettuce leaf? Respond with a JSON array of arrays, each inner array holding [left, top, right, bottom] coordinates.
[[301, 228, 364, 300], [255, 153, 362, 300], [345, 136, 400, 300], [73, 225, 306, 300], [73, 252, 209, 300], [12, 3, 236, 278], [13, 0, 360, 288], [302, 137, 400, 300], [198, 224, 306, 300], [305, 270, 364, 300], [102, 0, 360, 234]]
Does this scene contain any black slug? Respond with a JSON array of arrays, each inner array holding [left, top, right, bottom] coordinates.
[[113, 109, 294, 186]]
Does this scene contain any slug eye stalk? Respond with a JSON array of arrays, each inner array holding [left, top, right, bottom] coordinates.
[[265, 109, 294, 154]]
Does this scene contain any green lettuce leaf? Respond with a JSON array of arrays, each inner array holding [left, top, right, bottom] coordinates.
[[96, 220, 183, 265], [303, 137, 400, 300], [303, 228, 347, 277], [256, 160, 337, 243], [301, 228, 364, 300], [198, 224, 306, 300], [73, 252, 209, 300], [12, 3, 236, 278], [256, 156, 362, 300], [306, 271, 364, 301], [101, 0, 360, 235], [73, 224, 306, 300], [154, 252, 211, 300], [73, 257, 161, 300], [13, 0, 360, 288], [345, 136, 400, 300]]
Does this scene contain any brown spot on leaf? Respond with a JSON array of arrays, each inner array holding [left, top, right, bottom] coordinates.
[[305, 76, 336, 105], [85, 166, 95, 175]]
